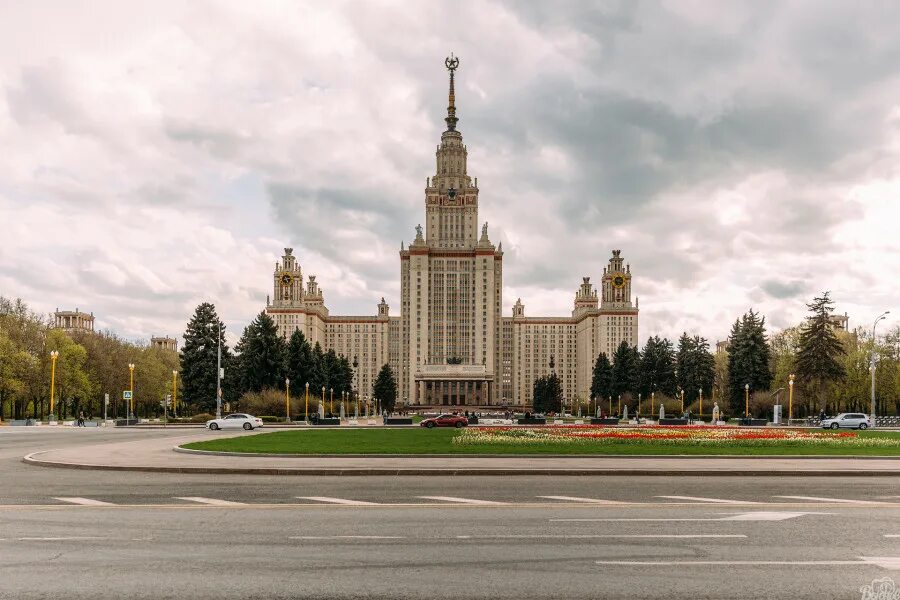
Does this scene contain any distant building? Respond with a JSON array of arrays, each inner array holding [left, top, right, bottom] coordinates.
[[716, 339, 729, 354], [150, 336, 178, 351], [827, 312, 849, 332], [54, 308, 95, 334]]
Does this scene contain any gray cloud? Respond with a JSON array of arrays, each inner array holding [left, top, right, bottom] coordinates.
[[0, 0, 898, 345]]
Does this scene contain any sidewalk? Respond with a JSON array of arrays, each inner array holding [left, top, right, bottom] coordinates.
[[21, 432, 900, 476]]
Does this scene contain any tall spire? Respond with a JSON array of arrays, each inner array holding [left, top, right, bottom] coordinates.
[[444, 53, 459, 131]]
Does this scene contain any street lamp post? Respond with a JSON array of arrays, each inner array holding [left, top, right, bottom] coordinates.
[[871, 311, 890, 426], [49, 350, 59, 423], [128, 363, 135, 419], [744, 383, 750, 418], [617, 395, 621, 416], [680, 389, 684, 414], [788, 373, 794, 425], [330, 388, 334, 416], [699, 388, 703, 419], [637, 393, 641, 420], [305, 382, 309, 424], [215, 321, 222, 420], [285, 378, 291, 423], [172, 370, 178, 417], [321, 386, 325, 419]]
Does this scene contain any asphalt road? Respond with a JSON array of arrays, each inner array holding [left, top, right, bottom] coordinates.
[[2, 427, 899, 599]]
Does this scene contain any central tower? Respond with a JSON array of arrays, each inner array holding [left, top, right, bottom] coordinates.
[[399, 55, 503, 407]]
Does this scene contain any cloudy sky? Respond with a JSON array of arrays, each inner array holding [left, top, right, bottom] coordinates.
[[1, 0, 898, 346]]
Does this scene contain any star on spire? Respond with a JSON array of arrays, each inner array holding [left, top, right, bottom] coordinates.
[[444, 53, 459, 131]]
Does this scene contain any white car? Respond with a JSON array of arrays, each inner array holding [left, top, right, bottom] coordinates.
[[821, 413, 871, 430], [206, 413, 263, 431]]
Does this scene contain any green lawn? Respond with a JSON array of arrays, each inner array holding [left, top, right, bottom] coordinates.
[[181, 428, 900, 456]]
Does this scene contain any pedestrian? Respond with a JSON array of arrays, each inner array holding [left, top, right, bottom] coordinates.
[[77, 410, 85, 427]]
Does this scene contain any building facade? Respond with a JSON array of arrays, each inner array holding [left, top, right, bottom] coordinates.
[[54, 308, 95, 334], [266, 57, 638, 408]]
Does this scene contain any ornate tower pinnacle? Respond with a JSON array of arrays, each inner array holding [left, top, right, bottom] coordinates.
[[445, 53, 459, 131]]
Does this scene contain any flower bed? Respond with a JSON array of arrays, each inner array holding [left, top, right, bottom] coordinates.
[[453, 426, 900, 449]]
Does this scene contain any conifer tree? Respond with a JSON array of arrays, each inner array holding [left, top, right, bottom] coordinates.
[[590, 353, 613, 403], [727, 309, 772, 405], [796, 291, 846, 412], [238, 311, 285, 393], [180, 303, 229, 411], [372, 364, 398, 413]]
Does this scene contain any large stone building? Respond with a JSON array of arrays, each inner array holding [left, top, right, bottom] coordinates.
[[54, 308, 95, 334], [266, 57, 638, 408]]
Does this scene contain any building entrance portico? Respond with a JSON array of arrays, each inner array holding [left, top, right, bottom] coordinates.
[[414, 364, 493, 406]]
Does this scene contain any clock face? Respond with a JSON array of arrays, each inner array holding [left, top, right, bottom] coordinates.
[[280, 273, 292, 286], [447, 187, 457, 200], [612, 273, 626, 289]]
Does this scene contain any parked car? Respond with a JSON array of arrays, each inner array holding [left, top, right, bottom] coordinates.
[[420, 414, 468, 428], [206, 413, 264, 431], [821, 413, 871, 430]]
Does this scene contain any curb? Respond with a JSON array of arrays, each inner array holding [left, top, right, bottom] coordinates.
[[21, 452, 900, 477], [172, 446, 900, 460]]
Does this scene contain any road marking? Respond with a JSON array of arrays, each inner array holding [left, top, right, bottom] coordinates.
[[175, 497, 246, 506], [458, 534, 746, 540], [553, 511, 828, 523], [418, 496, 507, 505], [885, 535, 900, 538], [17, 537, 104, 541], [862, 557, 900, 570], [290, 535, 404, 540], [774, 495, 888, 505], [53, 497, 115, 506], [657, 495, 759, 504], [595, 557, 900, 570], [296, 497, 381, 506], [538, 496, 624, 504], [595, 560, 861, 567], [719, 511, 829, 521]]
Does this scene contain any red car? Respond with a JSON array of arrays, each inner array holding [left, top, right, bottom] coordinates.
[[420, 414, 469, 428]]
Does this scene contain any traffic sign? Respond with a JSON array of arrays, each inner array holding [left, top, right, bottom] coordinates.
[[123, 391, 133, 400]]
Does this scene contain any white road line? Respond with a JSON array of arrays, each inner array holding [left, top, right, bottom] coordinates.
[[594, 557, 900, 570], [538, 496, 624, 504], [459, 534, 746, 540], [52, 497, 115, 506], [657, 495, 759, 504], [289, 535, 404, 540], [418, 496, 507, 505], [774, 495, 888, 505], [553, 511, 828, 523], [595, 560, 863, 567], [885, 535, 900, 538], [18, 537, 104, 541], [175, 497, 246, 506], [296, 497, 381, 506]]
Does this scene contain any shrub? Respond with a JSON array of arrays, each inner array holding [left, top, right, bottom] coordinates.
[[259, 415, 282, 423], [238, 389, 285, 417], [189, 412, 215, 423]]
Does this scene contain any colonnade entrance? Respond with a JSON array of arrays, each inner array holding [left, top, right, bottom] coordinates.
[[416, 379, 492, 406]]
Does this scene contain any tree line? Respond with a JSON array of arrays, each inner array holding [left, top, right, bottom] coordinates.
[[0, 296, 179, 420], [179, 303, 397, 417], [580, 292, 900, 419]]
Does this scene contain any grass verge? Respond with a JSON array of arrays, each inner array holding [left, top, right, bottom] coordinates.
[[181, 428, 900, 456]]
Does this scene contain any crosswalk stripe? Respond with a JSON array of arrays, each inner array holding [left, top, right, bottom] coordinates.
[[538, 496, 624, 504], [53, 497, 115, 506], [657, 495, 759, 504], [418, 496, 507, 505], [774, 495, 888, 505], [175, 497, 246, 506], [296, 497, 380, 506]]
